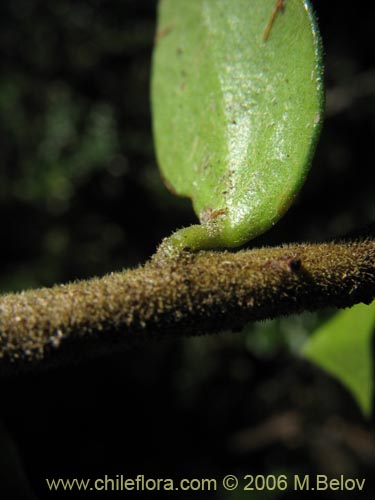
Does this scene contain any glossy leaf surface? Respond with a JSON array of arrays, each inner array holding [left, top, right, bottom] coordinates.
[[152, 0, 323, 250]]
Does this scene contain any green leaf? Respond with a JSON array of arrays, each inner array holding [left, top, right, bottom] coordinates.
[[303, 302, 375, 418], [152, 0, 323, 252]]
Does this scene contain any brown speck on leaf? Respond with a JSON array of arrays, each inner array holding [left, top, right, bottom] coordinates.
[[200, 207, 227, 224], [210, 208, 227, 220], [263, 0, 285, 41], [161, 174, 178, 196], [154, 23, 174, 44]]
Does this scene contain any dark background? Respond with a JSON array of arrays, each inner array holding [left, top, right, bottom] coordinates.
[[0, 1, 374, 498]]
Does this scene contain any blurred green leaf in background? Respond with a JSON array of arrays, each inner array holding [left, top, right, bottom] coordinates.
[[304, 302, 375, 418]]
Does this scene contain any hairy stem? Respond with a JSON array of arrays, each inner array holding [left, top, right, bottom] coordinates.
[[1, 238, 375, 372]]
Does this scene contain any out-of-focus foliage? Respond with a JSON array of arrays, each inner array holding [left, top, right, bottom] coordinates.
[[304, 302, 375, 417], [0, 80, 119, 205]]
